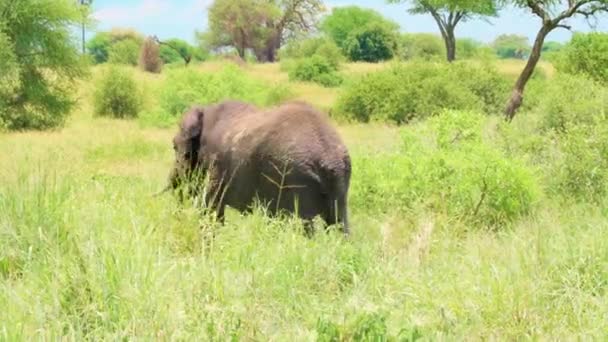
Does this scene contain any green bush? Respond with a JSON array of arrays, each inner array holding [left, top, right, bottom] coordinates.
[[108, 39, 141, 66], [158, 64, 293, 117], [335, 61, 509, 124], [86, 32, 112, 64], [555, 32, 608, 85], [528, 74, 608, 133], [344, 22, 398, 62], [351, 110, 539, 227], [456, 38, 483, 59], [93, 66, 142, 119], [399, 33, 445, 61], [550, 124, 608, 202], [158, 38, 207, 65], [279, 37, 344, 70], [287, 55, 343, 88]]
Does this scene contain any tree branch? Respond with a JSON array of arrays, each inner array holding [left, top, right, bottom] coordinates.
[[152, 36, 192, 66]]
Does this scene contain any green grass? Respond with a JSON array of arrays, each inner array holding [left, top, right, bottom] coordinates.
[[0, 61, 606, 340]]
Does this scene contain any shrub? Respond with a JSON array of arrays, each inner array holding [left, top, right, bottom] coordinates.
[[550, 124, 608, 202], [93, 66, 142, 118], [158, 38, 206, 65], [492, 34, 530, 59], [279, 37, 344, 70], [456, 38, 482, 59], [344, 22, 398, 62], [288, 55, 343, 87], [528, 74, 608, 133], [399, 33, 445, 61], [108, 39, 141, 66], [86, 32, 112, 64], [158, 64, 293, 117], [555, 32, 608, 85], [351, 110, 539, 227], [139, 37, 162, 73], [335, 61, 509, 124]]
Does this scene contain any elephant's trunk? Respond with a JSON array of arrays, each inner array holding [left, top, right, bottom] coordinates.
[[152, 167, 179, 197]]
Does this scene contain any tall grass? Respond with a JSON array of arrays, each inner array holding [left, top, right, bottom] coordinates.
[[0, 60, 606, 340]]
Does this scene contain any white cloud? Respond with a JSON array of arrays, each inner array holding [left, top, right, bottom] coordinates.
[[93, 0, 171, 25]]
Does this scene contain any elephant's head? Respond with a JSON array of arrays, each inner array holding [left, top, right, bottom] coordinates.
[[158, 106, 206, 197]]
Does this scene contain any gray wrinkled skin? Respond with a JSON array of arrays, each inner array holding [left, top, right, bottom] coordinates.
[[165, 100, 352, 236]]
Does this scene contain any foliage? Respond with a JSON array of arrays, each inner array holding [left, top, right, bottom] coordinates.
[[139, 38, 163, 73], [344, 22, 399, 62], [352, 110, 539, 227], [139, 37, 162, 73], [86, 32, 112, 64], [93, 66, 142, 119], [555, 32, 608, 85], [159, 38, 206, 65], [158, 64, 293, 117], [525, 74, 608, 133], [551, 124, 608, 202], [108, 39, 141, 66], [399, 33, 445, 60], [320, 5, 399, 52], [279, 37, 344, 69], [387, 0, 501, 61], [288, 55, 343, 87], [206, 0, 324, 62], [456, 38, 482, 59], [492, 34, 531, 59], [0, 0, 88, 131], [335, 61, 509, 123]]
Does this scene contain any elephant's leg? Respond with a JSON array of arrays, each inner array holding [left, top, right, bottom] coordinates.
[[323, 194, 349, 236]]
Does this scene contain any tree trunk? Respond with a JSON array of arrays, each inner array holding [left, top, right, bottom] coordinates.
[[504, 25, 553, 121], [444, 27, 456, 62]]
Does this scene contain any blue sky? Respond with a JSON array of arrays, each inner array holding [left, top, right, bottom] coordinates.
[[89, 0, 608, 44]]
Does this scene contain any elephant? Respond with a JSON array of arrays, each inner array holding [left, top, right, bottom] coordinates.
[[160, 100, 352, 236]]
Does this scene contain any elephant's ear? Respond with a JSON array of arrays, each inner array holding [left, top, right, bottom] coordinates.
[[179, 106, 205, 162], [180, 105, 205, 141]]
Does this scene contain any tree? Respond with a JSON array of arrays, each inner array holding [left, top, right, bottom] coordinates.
[[344, 22, 399, 62], [387, 0, 501, 62], [492, 34, 531, 59], [78, 0, 93, 54], [320, 6, 400, 52], [139, 37, 162, 73], [87, 28, 144, 64], [156, 38, 193, 65], [504, 1, 608, 121], [206, 0, 324, 62], [555, 32, 608, 85], [0, 0, 88, 130], [87, 31, 111, 64]]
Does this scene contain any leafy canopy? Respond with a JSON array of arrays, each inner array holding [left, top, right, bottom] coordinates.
[[0, 0, 88, 130], [320, 6, 399, 51], [387, 0, 500, 21]]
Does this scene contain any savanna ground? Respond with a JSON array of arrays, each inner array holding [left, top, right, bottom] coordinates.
[[1, 59, 607, 340]]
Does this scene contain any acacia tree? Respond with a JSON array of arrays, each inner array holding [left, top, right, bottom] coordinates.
[[206, 0, 323, 62], [387, 0, 500, 62], [505, 1, 608, 120], [0, 0, 87, 130]]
